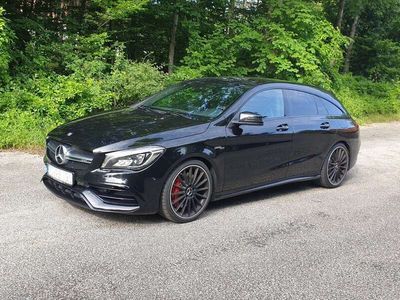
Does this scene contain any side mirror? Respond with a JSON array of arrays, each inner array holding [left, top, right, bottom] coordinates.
[[235, 112, 264, 126]]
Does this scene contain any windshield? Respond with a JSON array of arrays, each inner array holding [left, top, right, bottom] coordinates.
[[140, 80, 252, 119]]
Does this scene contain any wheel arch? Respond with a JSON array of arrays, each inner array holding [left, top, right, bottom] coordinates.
[[161, 143, 223, 195]]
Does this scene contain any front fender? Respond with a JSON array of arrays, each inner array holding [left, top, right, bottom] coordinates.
[[162, 143, 224, 194]]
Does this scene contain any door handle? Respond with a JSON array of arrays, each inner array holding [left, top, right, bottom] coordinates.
[[276, 123, 289, 132], [320, 122, 330, 129]]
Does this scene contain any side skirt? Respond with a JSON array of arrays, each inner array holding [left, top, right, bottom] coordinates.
[[214, 175, 320, 201]]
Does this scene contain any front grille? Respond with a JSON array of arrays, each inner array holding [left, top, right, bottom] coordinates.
[[47, 139, 94, 170]]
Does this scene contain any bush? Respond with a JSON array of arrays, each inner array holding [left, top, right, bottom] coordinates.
[[0, 32, 165, 148], [334, 75, 400, 122], [0, 61, 165, 149], [107, 56, 165, 107], [0, 109, 55, 148]]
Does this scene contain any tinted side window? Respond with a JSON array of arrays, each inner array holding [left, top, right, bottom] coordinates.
[[285, 90, 318, 116], [241, 89, 284, 118], [315, 97, 328, 115], [323, 100, 344, 116]]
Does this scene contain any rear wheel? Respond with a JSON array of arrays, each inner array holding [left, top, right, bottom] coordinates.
[[319, 143, 349, 188], [160, 160, 213, 223]]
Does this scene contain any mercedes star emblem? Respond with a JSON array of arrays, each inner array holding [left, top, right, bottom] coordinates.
[[55, 145, 68, 165]]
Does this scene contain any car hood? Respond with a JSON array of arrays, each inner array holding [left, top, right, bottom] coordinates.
[[48, 107, 210, 152]]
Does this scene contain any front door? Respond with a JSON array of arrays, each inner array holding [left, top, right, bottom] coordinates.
[[222, 89, 293, 192]]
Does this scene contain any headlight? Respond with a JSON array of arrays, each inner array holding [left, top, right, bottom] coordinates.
[[101, 146, 165, 171]]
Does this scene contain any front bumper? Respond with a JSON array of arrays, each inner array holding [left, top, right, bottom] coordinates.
[[43, 140, 176, 215], [42, 157, 169, 215], [43, 176, 140, 214]]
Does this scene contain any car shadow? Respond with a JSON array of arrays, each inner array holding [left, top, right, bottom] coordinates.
[[207, 180, 317, 212], [83, 180, 319, 224], [207, 170, 356, 213]]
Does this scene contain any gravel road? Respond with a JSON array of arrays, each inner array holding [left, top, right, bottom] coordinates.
[[1, 122, 400, 299]]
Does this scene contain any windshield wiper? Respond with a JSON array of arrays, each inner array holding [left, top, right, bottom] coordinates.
[[138, 105, 167, 114], [146, 106, 196, 119], [164, 110, 195, 120]]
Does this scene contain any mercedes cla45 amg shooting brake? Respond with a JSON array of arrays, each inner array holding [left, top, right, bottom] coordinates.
[[43, 78, 360, 222]]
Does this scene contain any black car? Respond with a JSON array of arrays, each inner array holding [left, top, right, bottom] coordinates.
[[43, 77, 360, 222]]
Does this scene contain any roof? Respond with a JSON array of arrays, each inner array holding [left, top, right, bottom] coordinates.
[[188, 76, 278, 87], [189, 76, 337, 100]]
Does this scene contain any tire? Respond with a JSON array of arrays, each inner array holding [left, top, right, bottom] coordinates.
[[160, 160, 213, 223], [319, 143, 349, 188]]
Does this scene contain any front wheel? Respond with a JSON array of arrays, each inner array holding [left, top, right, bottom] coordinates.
[[319, 143, 349, 188], [160, 160, 213, 223]]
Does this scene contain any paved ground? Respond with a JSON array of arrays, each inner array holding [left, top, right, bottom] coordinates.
[[1, 122, 400, 299]]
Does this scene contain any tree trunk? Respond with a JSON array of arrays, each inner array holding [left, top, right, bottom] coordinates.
[[336, 0, 345, 30], [79, 0, 87, 23], [226, 0, 235, 34], [22, 0, 28, 16], [229, 0, 235, 19], [343, 15, 359, 73], [168, 12, 179, 74]]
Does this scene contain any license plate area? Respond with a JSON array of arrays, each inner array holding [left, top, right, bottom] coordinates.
[[47, 164, 75, 186]]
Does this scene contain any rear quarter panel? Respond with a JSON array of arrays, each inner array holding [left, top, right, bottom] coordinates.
[[333, 117, 360, 170]]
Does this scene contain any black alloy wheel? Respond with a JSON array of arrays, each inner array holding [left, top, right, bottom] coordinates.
[[160, 160, 212, 222], [319, 143, 349, 188]]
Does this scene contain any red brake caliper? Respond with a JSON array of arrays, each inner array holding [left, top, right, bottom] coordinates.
[[171, 177, 183, 208]]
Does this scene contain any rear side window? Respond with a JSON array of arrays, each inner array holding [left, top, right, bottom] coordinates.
[[240, 89, 284, 118], [314, 95, 344, 116], [285, 90, 318, 116], [315, 97, 328, 115], [323, 99, 344, 116]]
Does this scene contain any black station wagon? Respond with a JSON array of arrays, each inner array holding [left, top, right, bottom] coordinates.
[[43, 77, 360, 222]]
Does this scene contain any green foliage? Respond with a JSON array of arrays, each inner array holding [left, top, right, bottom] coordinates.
[[1, 0, 400, 149], [334, 75, 400, 121], [353, 37, 400, 82], [93, 0, 149, 21], [0, 7, 13, 83], [181, 1, 347, 88], [335, 0, 400, 79], [0, 109, 54, 148], [107, 54, 165, 107], [0, 32, 165, 148]]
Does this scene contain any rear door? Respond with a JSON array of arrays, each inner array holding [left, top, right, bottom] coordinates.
[[284, 89, 335, 178]]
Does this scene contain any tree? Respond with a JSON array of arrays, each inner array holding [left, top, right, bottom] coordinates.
[[340, 0, 400, 78], [168, 10, 179, 74], [336, 0, 345, 30], [0, 7, 13, 83], [343, 14, 359, 73], [342, 0, 368, 73], [94, 0, 149, 25], [180, 0, 347, 88]]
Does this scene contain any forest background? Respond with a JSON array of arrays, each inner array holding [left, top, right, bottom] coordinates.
[[0, 0, 399, 148]]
